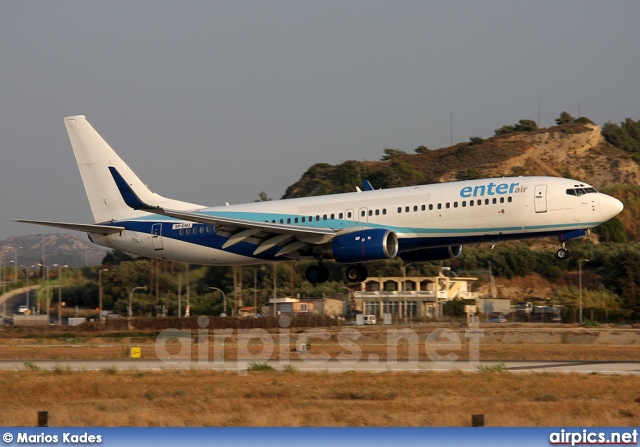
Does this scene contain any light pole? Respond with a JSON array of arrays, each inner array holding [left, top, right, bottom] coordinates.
[[129, 286, 147, 318], [39, 285, 57, 322], [209, 287, 227, 316], [1, 253, 12, 319], [99, 269, 108, 323], [8, 246, 20, 283], [54, 264, 69, 325], [20, 265, 35, 312], [578, 259, 589, 324]]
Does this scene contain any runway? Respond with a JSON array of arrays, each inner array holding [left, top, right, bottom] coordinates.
[[2, 358, 639, 374]]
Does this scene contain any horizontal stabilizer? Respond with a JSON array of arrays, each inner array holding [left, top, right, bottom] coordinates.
[[14, 219, 125, 234]]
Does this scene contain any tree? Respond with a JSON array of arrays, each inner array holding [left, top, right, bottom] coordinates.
[[593, 217, 628, 243], [555, 111, 575, 125], [495, 125, 515, 136], [256, 192, 272, 202], [513, 120, 538, 132], [381, 148, 407, 161], [602, 118, 640, 155], [603, 247, 640, 321], [414, 145, 429, 154]]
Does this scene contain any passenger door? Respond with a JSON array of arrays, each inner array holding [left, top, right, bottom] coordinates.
[[534, 185, 547, 213], [151, 223, 164, 250]]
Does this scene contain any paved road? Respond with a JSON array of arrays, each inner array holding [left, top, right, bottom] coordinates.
[[3, 358, 639, 374]]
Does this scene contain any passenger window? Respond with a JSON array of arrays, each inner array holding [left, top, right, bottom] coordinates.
[[323, 214, 327, 220], [316, 216, 320, 221], [339, 213, 343, 219], [207, 226, 212, 233], [331, 214, 335, 219], [294, 217, 298, 223], [508, 197, 512, 203], [368, 210, 373, 216], [179, 229, 184, 236], [347, 212, 352, 218], [485, 199, 489, 205], [500, 197, 504, 203], [375, 209, 380, 216], [414, 205, 418, 212], [469, 201, 474, 207], [302, 217, 306, 223], [477, 200, 481, 206], [446, 203, 450, 209], [287, 218, 291, 224], [186, 229, 191, 235], [462, 201, 466, 207], [405, 206, 410, 213], [398, 207, 402, 213], [429, 204, 433, 210], [200, 227, 204, 234], [492, 198, 497, 204], [383, 209, 387, 215], [280, 219, 284, 224], [437, 203, 442, 210], [454, 202, 458, 208]]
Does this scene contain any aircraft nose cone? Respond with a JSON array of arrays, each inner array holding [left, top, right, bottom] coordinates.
[[600, 194, 624, 222]]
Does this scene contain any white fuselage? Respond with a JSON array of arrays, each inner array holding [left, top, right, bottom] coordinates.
[[90, 176, 622, 265]]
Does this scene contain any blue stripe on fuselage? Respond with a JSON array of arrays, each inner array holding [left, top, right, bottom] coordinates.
[[104, 212, 602, 261]]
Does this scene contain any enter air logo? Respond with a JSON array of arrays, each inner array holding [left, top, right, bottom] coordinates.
[[459, 182, 528, 198]]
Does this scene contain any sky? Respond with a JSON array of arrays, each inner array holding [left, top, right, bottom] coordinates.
[[1, 0, 639, 242]]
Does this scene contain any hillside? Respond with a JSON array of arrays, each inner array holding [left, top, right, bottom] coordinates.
[[0, 233, 107, 268], [283, 122, 640, 197]]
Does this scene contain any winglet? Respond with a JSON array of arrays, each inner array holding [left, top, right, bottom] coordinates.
[[362, 180, 375, 191], [109, 167, 158, 211]]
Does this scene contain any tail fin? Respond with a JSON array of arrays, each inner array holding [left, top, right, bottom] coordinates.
[[64, 116, 202, 223]]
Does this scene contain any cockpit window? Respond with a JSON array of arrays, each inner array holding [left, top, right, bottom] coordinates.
[[566, 187, 597, 196]]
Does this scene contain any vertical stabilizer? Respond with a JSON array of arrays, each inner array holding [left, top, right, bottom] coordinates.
[[64, 116, 202, 223]]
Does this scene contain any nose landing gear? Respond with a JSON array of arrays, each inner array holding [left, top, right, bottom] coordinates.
[[556, 242, 570, 259]]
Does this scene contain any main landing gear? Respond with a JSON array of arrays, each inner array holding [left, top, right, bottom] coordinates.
[[345, 264, 368, 283], [305, 262, 330, 284], [305, 261, 369, 284]]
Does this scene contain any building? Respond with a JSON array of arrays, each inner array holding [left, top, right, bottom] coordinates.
[[269, 297, 313, 317], [353, 270, 478, 320], [268, 296, 348, 318]]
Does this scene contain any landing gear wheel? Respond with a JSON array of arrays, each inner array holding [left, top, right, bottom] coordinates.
[[306, 265, 330, 284], [556, 248, 569, 260], [345, 264, 368, 283]]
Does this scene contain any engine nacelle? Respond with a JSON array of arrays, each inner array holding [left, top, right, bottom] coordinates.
[[325, 229, 399, 263], [400, 245, 462, 262]]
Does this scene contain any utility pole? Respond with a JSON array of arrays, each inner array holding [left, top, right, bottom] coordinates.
[[450, 112, 454, 146]]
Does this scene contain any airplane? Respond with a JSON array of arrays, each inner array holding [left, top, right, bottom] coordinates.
[[17, 115, 624, 284]]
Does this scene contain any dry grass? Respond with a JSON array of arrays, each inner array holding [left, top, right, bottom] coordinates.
[[0, 326, 638, 361], [1, 369, 638, 427], [1, 326, 638, 427]]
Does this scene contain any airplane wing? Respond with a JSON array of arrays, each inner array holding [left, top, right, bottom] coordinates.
[[14, 219, 125, 234], [109, 167, 338, 256]]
